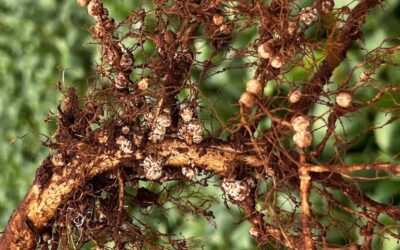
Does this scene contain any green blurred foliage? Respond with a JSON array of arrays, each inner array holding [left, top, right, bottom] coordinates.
[[0, 0, 94, 227], [1, 0, 400, 249]]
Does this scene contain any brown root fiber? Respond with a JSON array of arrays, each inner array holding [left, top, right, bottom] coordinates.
[[2, 0, 400, 249]]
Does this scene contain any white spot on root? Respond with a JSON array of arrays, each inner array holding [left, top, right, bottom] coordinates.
[[180, 107, 194, 123], [299, 7, 318, 26], [178, 120, 204, 144], [246, 79, 263, 96], [51, 153, 65, 167], [182, 164, 198, 179], [116, 136, 133, 154], [288, 90, 302, 104], [291, 116, 311, 133], [142, 155, 163, 180], [336, 92, 352, 108], [293, 131, 313, 148], [221, 179, 251, 202]]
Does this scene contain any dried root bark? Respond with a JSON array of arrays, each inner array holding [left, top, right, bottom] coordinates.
[[2, 138, 400, 249], [0, 140, 262, 249]]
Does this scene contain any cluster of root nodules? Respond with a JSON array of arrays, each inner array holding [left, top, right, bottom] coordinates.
[[39, 0, 400, 249]]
